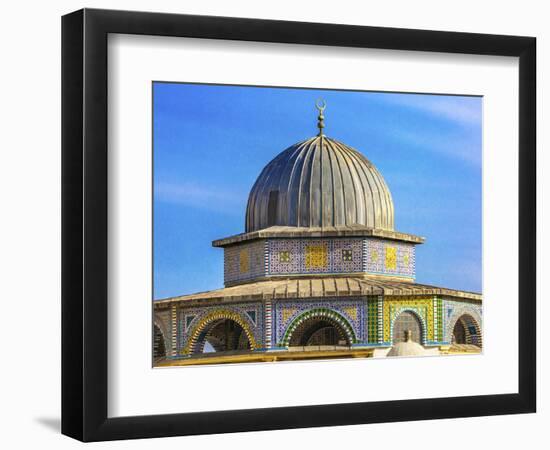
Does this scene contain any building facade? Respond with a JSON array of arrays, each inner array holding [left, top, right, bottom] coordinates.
[[153, 103, 482, 365]]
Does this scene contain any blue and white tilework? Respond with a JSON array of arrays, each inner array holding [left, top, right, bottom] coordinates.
[[273, 298, 367, 345], [363, 238, 415, 279], [178, 302, 264, 351], [224, 240, 266, 284], [267, 238, 364, 275], [442, 299, 483, 344]]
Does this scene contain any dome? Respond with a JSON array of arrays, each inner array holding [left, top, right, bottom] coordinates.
[[387, 331, 426, 357], [245, 130, 394, 233]]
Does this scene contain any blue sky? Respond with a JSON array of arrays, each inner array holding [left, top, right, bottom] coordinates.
[[153, 83, 482, 300]]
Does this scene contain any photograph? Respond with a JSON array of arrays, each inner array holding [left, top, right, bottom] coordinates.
[[152, 83, 483, 367]]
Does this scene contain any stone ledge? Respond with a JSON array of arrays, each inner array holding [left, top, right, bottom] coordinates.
[[212, 225, 425, 247]]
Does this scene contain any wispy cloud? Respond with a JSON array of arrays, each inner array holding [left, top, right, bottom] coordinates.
[[381, 94, 482, 127], [155, 181, 246, 215], [391, 128, 481, 167]]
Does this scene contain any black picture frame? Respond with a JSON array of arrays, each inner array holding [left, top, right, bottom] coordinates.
[[61, 8, 536, 442]]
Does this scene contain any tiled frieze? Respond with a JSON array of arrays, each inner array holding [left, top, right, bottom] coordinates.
[[223, 237, 416, 284], [268, 238, 364, 275], [364, 238, 415, 279], [268, 239, 304, 274], [224, 240, 266, 284], [160, 295, 480, 357]]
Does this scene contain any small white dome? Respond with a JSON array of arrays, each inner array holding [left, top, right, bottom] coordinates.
[[387, 330, 426, 357]]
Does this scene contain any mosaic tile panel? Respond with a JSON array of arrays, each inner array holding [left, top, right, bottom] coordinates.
[[443, 299, 483, 345], [280, 307, 358, 346], [178, 302, 264, 353], [224, 240, 266, 284], [273, 298, 366, 345], [305, 243, 328, 270], [302, 240, 331, 273], [268, 239, 302, 274], [367, 297, 379, 343], [435, 297, 443, 342], [268, 238, 363, 275], [364, 238, 415, 279], [333, 239, 364, 273], [382, 297, 443, 344]]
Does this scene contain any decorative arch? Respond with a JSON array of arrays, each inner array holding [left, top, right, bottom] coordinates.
[[445, 306, 482, 347], [153, 314, 171, 355], [183, 309, 258, 355], [153, 323, 166, 358], [448, 312, 483, 348], [280, 308, 357, 347], [389, 308, 427, 345]]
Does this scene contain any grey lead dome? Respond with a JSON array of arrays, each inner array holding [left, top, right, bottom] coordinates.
[[245, 135, 395, 233]]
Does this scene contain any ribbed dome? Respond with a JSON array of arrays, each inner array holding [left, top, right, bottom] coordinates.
[[245, 135, 394, 232]]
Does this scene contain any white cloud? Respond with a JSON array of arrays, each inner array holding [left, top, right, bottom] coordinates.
[[382, 94, 482, 127], [155, 181, 246, 215], [392, 128, 481, 167]]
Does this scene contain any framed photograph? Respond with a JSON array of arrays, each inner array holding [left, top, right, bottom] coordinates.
[[62, 8, 536, 442]]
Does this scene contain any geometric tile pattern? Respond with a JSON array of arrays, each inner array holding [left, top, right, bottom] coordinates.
[[385, 245, 397, 270], [273, 298, 365, 345], [268, 239, 302, 274], [224, 240, 266, 284], [367, 297, 379, 343], [443, 300, 483, 345], [305, 242, 329, 270], [279, 307, 357, 347], [182, 308, 258, 355], [224, 237, 415, 284], [382, 297, 441, 345], [160, 295, 480, 358], [364, 238, 415, 279], [178, 302, 264, 353], [268, 238, 363, 275]]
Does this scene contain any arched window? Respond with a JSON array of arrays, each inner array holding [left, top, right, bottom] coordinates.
[[452, 320, 466, 344], [451, 314, 482, 348], [288, 316, 350, 347], [194, 319, 252, 354], [392, 311, 422, 344]]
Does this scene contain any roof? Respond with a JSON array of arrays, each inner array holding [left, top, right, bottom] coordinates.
[[154, 276, 482, 306], [213, 225, 424, 247], [245, 135, 394, 233]]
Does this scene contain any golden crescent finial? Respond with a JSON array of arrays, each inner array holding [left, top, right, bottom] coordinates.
[[315, 99, 327, 112], [315, 99, 326, 136]]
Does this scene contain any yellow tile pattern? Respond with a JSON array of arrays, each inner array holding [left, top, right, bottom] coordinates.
[[282, 307, 298, 324], [342, 306, 358, 321], [383, 297, 434, 342], [385, 246, 397, 270], [239, 249, 249, 273], [371, 250, 379, 263], [305, 244, 328, 269]]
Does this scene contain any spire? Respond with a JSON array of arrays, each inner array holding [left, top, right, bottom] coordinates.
[[315, 99, 326, 136]]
